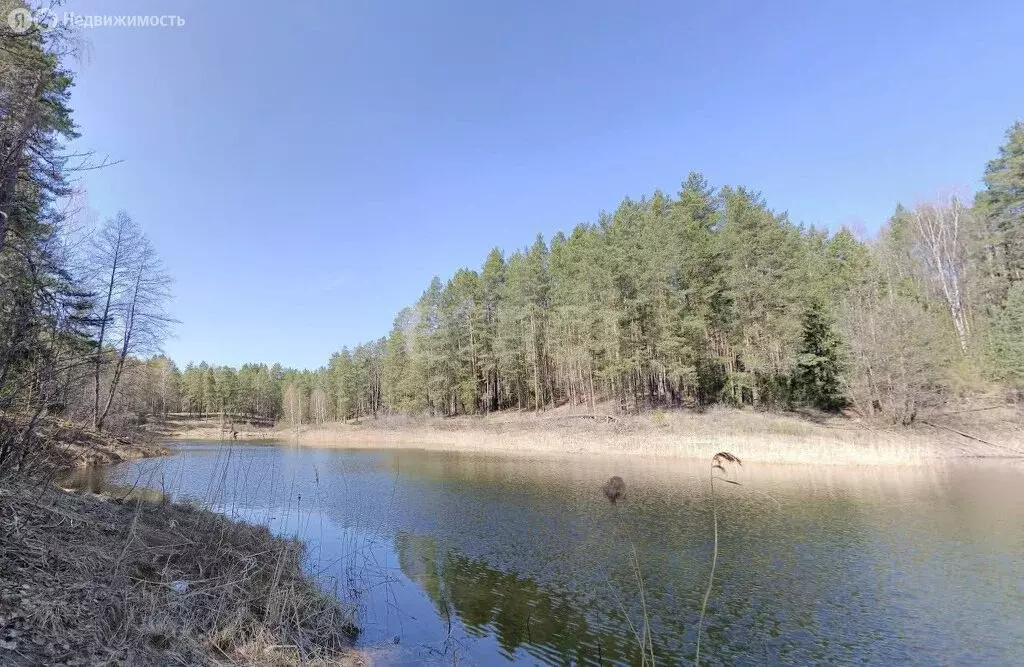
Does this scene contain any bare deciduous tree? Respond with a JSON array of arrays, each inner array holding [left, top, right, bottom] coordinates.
[[89, 211, 173, 431], [282, 383, 304, 426], [906, 195, 972, 354], [310, 386, 328, 425]]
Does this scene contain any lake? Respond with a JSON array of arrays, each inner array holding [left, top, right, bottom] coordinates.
[[91, 442, 1024, 665]]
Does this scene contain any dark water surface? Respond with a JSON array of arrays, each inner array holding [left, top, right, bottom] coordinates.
[[95, 442, 1024, 665]]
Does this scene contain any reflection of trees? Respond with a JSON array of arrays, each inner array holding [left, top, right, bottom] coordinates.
[[395, 531, 645, 665], [391, 488, 892, 666]]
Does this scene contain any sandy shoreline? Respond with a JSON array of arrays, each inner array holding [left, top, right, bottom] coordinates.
[[157, 407, 1024, 466]]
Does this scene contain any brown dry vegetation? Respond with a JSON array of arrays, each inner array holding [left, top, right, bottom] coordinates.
[[0, 482, 362, 666], [14, 420, 171, 472], [164, 405, 1024, 466], [0, 422, 365, 667], [156, 416, 278, 445]]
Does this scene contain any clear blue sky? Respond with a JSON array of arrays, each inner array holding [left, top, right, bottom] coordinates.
[[68, 0, 1024, 370]]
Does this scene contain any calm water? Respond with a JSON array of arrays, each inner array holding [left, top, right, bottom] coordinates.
[[94, 442, 1024, 665]]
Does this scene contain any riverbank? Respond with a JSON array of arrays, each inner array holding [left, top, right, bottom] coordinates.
[[162, 405, 1024, 466], [0, 423, 364, 666], [37, 420, 172, 470]]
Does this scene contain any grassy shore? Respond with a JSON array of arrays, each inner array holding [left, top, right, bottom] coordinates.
[[162, 405, 1024, 466], [0, 424, 364, 666]]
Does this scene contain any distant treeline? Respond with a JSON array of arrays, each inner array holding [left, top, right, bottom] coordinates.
[[158, 122, 1024, 427]]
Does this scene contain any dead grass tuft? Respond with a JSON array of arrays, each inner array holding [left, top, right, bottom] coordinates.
[[0, 480, 362, 666]]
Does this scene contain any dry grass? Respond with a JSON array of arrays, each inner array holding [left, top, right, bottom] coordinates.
[[158, 417, 277, 444], [0, 480, 363, 666], [165, 405, 1024, 465]]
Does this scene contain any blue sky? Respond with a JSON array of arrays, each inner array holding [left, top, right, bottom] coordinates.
[[67, 0, 1024, 369]]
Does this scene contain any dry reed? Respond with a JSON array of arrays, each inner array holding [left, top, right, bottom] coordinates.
[[694, 451, 741, 666], [166, 406, 1005, 466], [601, 475, 656, 666]]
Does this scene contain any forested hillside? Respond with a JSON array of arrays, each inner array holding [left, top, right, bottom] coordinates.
[[166, 123, 1024, 427]]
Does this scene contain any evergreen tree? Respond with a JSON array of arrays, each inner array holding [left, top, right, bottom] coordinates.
[[478, 249, 506, 411], [792, 301, 846, 411], [976, 121, 1024, 287], [989, 283, 1024, 388], [329, 348, 356, 420]]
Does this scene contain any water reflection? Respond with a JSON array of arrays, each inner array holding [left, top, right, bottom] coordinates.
[[102, 444, 1024, 665], [396, 531, 646, 665], [61, 465, 167, 502]]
